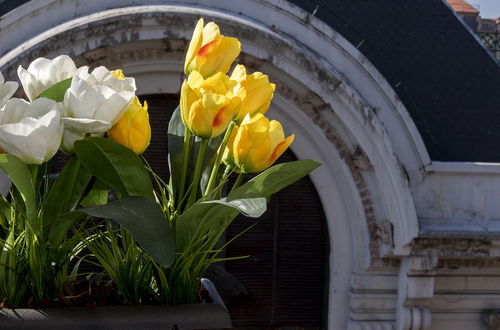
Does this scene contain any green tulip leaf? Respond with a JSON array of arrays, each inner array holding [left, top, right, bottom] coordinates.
[[175, 197, 267, 251], [74, 137, 154, 200], [43, 157, 92, 233], [167, 106, 185, 198], [75, 196, 174, 267], [49, 212, 87, 246], [80, 179, 109, 207], [203, 197, 267, 218], [37, 78, 72, 102], [0, 154, 36, 218], [228, 159, 321, 200]]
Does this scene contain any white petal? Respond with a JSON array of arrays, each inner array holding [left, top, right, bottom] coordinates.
[[64, 77, 99, 119], [0, 119, 48, 164], [105, 77, 136, 93], [62, 117, 111, 133], [25, 97, 60, 119], [17, 67, 38, 101], [0, 81, 18, 106], [60, 127, 86, 154], [0, 98, 31, 123], [87, 66, 111, 85], [50, 55, 78, 82], [0, 103, 63, 164], [18, 55, 84, 101], [95, 91, 134, 125]]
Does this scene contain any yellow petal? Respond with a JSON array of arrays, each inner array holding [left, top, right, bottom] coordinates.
[[211, 97, 239, 137], [180, 80, 193, 127], [202, 22, 220, 44], [234, 115, 271, 173], [185, 18, 204, 74], [196, 37, 241, 77], [108, 98, 151, 154], [230, 64, 247, 82], [260, 134, 294, 171], [201, 72, 230, 94], [187, 70, 205, 89], [110, 69, 125, 80], [236, 83, 274, 122], [188, 93, 226, 138], [268, 120, 286, 149]]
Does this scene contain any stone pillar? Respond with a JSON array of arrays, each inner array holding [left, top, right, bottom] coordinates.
[[396, 256, 437, 330]]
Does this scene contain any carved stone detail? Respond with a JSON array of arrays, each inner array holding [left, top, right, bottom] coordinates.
[[482, 310, 500, 330], [396, 256, 437, 330], [350, 321, 395, 330]]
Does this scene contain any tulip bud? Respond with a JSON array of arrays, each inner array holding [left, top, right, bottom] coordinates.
[[230, 65, 276, 124], [184, 18, 241, 78], [108, 96, 151, 154], [180, 71, 240, 139], [224, 114, 294, 173]]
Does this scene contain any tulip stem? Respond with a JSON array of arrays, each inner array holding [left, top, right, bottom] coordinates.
[[187, 138, 208, 208], [177, 128, 192, 209], [204, 122, 235, 197], [231, 172, 246, 192]]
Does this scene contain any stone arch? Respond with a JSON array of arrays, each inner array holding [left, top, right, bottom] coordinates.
[[0, 1, 427, 328]]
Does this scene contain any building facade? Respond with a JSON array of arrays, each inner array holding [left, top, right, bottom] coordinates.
[[1, 1, 500, 329], [445, 0, 500, 61]]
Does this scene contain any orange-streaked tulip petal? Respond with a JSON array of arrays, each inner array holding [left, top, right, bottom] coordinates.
[[196, 37, 241, 78]]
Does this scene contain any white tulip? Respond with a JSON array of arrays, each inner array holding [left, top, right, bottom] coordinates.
[[17, 55, 88, 101], [61, 66, 136, 153], [0, 72, 18, 108], [0, 98, 63, 164]]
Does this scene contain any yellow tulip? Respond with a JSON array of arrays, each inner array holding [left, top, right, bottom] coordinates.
[[184, 18, 241, 78], [230, 65, 276, 124], [107, 96, 151, 154], [225, 114, 294, 173], [181, 71, 240, 139]]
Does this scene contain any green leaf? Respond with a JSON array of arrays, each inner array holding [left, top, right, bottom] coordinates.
[[80, 179, 109, 207], [175, 197, 267, 251], [203, 198, 267, 218], [0, 154, 36, 218], [167, 106, 185, 198], [75, 196, 174, 267], [74, 137, 154, 200], [42, 157, 92, 229], [48, 212, 87, 245], [37, 78, 72, 102], [229, 159, 321, 200]]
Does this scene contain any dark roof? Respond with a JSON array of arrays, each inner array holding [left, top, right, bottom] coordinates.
[[2, 0, 500, 162], [0, 0, 29, 17], [289, 0, 500, 162]]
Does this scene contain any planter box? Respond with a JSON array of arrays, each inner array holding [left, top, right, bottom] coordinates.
[[0, 279, 231, 330]]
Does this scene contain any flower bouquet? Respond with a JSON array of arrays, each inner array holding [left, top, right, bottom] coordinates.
[[0, 18, 319, 312]]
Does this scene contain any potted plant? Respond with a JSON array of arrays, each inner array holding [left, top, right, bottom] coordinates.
[[0, 18, 319, 328]]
